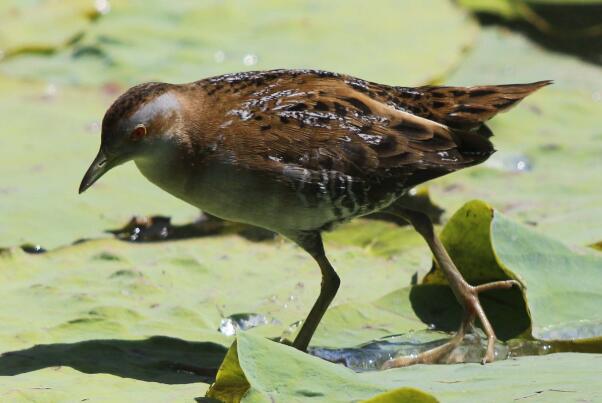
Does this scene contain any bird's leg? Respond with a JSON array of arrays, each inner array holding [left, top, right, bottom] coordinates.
[[382, 208, 520, 368], [287, 231, 340, 352]]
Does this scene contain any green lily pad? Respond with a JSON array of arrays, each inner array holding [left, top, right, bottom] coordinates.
[[0, 77, 200, 248], [1, 201, 601, 399], [0, 0, 477, 86], [0, 227, 423, 398], [207, 332, 602, 402], [422, 200, 602, 346], [0, 366, 206, 402], [206, 332, 438, 402], [0, 233, 421, 353], [0, 0, 97, 58]]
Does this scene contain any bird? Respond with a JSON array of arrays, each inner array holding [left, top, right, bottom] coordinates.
[[79, 69, 550, 367]]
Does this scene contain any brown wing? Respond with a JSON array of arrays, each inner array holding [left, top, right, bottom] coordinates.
[[204, 72, 489, 189]]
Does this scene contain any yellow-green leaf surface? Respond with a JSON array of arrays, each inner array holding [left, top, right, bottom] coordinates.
[[0, 77, 198, 248], [207, 333, 438, 403], [1, 1, 601, 401], [207, 332, 601, 402], [0, 0, 476, 86], [0, 234, 419, 352], [0, 0, 97, 57], [0, 229, 424, 400], [423, 200, 602, 345], [1, 202, 601, 400], [0, 367, 204, 402]]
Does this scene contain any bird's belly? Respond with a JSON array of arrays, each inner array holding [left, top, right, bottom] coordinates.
[[135, 159, 346, 233]]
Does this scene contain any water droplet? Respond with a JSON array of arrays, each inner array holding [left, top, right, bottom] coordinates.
[[159, 226, 169, 239], [42, 83, 58, 100], [516, 160, 527, 171], [214, 50, 225, 63], [243, 53, 258, 66], [485, 152, 532, 173], [218, 318, 236, 336], [218, 313, 270, 336], [94, 0, 111, 15]]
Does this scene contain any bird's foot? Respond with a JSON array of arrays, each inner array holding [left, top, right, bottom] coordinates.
[[381, 331, 465, 369], [381, 279, 521, 369], [468, 279, 522, 364]]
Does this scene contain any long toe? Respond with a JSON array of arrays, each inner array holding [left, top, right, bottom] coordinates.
[[381, 340, 459, 369], [474, 279, 522, 294], [381, 321, 469, 369]]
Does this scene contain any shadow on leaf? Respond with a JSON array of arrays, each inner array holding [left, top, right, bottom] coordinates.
[[410, 284, 530, 341], [0, 336, 226, 384]]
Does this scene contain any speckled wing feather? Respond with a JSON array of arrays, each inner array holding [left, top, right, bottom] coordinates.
[[197, 70, 549, 189]]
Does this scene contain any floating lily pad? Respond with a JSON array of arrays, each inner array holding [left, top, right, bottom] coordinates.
[[1, 201, 601, 399], [207, 332, 602, 402], [0, 0, 97, 58], [0, 366, 206, 402], [0, 79, 200, 248], [0, 0, 477, 86], [422, 200, 602, 346], [1, 1, 601, 400], [206, 333, 438, 402]]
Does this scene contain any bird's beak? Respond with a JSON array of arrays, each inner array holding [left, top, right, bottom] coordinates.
[[79, 148, 111, 194]]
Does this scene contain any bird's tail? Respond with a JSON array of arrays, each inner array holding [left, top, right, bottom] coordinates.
[[407, 80, 552, 132]]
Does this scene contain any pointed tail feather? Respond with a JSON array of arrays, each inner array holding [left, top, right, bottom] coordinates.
[[413, 80, 552, 130]]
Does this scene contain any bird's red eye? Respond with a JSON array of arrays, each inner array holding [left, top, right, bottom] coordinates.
[[131, 124, 147, 141]]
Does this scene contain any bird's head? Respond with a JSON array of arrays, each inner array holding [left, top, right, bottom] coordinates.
[[79, 82, 182, 193]]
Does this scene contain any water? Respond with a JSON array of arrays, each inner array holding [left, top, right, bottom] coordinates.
[[20, 244, 47, 254], [310, 330, 556, 371], [107, 214, 224, 242], [535, 321, 602, 340], [218, 313, 271, 336], [107, 213, 275, 242], [484, 152, 533, 173]]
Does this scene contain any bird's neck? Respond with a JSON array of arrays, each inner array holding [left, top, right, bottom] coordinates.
[[134, 86, 214, 201], [134, 131, 199, 199]]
